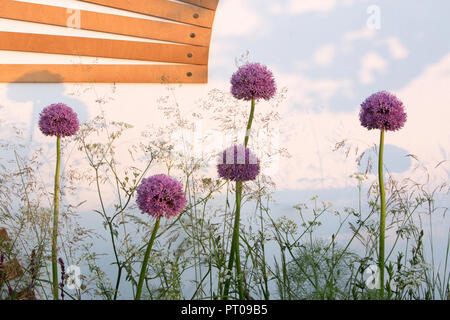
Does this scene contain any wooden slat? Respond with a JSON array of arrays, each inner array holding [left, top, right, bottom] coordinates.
[[0, 32, 208, 65], [179, 0, 219, 11], [0, 0, 212, 46], [0, 64, 208, 83], [78, 0, 215, 28]]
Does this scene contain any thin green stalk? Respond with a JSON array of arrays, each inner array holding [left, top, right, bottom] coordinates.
[[378, 130, 386, 299], [223, 99, 256, 299], [52, 136, 61, 300], [244, 99, 256, 148], [222, 182, 242, 299], [259, 198, 270, 299], [428, 199, 436, 298], [234, 182, 244, 299], [136, 217, 161, 300], [113, 264, 122, 300]]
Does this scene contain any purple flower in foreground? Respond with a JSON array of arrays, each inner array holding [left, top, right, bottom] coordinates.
[[217, 145, 260, 182], [360, 91, 407, 131], [39, 103, 79, 137], [231, 63, 277, 101], [136, 174, 186, 219]]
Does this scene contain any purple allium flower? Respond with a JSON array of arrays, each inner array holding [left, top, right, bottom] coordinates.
[[231, 63, 277, 101], [360, 91, 407, 131], [136, 174, 187, 219], [39, 103, 79, 137], [217, 145, 260, 182]]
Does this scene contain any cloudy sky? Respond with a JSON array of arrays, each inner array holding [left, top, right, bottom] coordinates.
[[0, 0, 449, 297], [210, 0, 450, 190], [0, 0, 449, 227]]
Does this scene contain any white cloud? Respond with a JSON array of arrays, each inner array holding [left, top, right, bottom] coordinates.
[[384, 37, 409, 60], [271, 52, 450, 191], [294, 60, 311, 71], [208, 40, 236, 70], [269, 0, 355, 15], [314, 44, 336, 66], [277, 71, 353, 109], [395, 53, 450, 170], [340, 28, 377, 53], [268, 3, 284, 14], [287, 0, 337, 14], [359, 52, 388, 84], [272, 109, 363, 190], [214, 0, 263, 37], [343, 28, 376, 42]]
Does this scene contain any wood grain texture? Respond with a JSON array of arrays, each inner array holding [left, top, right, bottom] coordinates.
[[78, 0, 216, 28], [0, 32, 209, 65], [0, 0, 219, 83], [0, 64, 208, 83], [179, 0, 219, 10], [0, 0, 212, 46]]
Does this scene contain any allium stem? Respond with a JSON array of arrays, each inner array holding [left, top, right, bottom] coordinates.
[[244, 99, 256, 148], [223, 182, 244, 300], [378, 130, 386, 299], [233, 182, 244, 300], [52, 136, 61, 300], [136, 217, 161, 300], [233, 182, 244, 299], [223, 99, 256, 300]]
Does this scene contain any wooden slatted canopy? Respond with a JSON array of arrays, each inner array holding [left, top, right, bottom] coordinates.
[[0, 0, 219, 83]]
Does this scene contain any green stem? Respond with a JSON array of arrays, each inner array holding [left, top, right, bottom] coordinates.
[[113, 265, 122, 300], [223, 99, 256, 299], [222, 182, 241, 299], [136, 218, 161, 300], [52, 136, 61, 300], [234, 182, 244, 299], [378, 130, 386, 299], [244, 99, 256, 148]]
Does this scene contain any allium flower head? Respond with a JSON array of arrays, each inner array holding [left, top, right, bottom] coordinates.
[[217, 145, 260, 182], [39, 103, 79, 137], [360, 91, 407, 131], [136, 174, 186, 219], [231, 63, 277, 101]]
